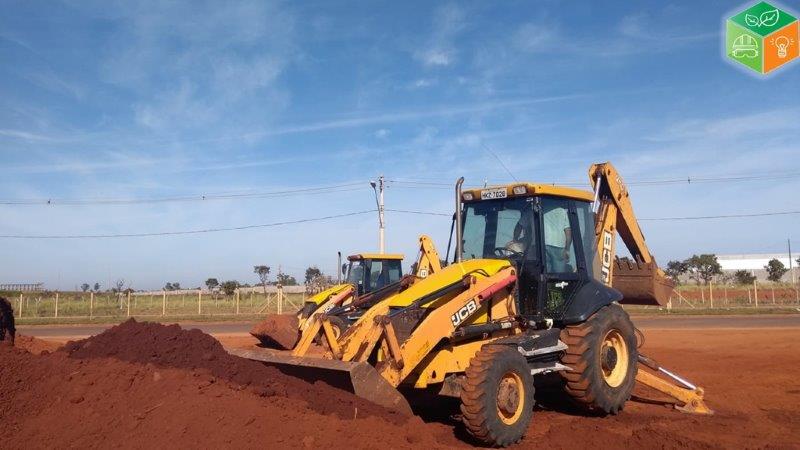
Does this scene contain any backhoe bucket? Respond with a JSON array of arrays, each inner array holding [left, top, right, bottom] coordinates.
[[613, 257, 674, 306], [227, 347, 413, 415]]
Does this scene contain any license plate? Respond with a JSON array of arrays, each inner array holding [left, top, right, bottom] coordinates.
[[480, 188, 507, 200]]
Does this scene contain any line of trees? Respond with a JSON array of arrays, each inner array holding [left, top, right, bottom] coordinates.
[[666, 254, 796, 285]]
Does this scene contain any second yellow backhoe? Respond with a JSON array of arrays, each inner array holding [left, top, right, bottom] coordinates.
[[231, 162, 711, 447]]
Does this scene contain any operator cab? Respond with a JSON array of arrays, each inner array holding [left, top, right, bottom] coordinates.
[[344, 253, 404, 296], [460, 184, 619, 325]]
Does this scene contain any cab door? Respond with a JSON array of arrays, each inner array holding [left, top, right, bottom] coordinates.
[[535, 196, 591, 320]]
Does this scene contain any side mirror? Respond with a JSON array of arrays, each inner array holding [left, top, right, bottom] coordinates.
[[341, 264, 347, 275]]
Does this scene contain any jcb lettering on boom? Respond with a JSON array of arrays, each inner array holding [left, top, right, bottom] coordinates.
[[600, 230, 613, 284], [451, 300, 477, 327]]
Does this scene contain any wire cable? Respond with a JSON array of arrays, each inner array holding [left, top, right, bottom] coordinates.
[[0, 210, 375, 239], [0, 182, 367, 206]]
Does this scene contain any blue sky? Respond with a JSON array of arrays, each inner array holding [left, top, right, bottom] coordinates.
[[1, 0, 799, 290]]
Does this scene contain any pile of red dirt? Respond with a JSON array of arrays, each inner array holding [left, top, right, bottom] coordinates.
[[0, 343, 451, 449], [13, 334, 62, 355], [61, 319, 391, 419]]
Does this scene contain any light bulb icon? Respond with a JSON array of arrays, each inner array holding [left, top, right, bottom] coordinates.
[[772, 35, 792, 59]]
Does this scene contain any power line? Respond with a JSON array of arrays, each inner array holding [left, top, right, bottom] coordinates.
[[1, 207, 797, 239], [480, 142, 517, 182], [385, 208, 451, 217], [0, 182, 367, 206], [639, 210, 800, 221], [387, 171, 800, 189], [386, 208, 800, 221], [0, 210, 375, 239]]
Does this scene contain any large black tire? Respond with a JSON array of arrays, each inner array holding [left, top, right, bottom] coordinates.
[[0, 297, 15, 346], [298, 302, 317, 320], [460, 345, 535, 447], [560, 303, 637, 414], [314, 315, 349, 348]]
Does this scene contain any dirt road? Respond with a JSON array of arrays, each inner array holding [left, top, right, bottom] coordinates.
[[4, 316, 800, 448]]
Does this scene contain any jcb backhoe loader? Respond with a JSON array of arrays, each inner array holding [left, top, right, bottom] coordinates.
[[231, 162, 710, 447], [250, 235, 442, 349]]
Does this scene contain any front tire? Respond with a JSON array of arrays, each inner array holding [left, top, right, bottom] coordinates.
[[460, 346, 534, 447], [560, 303, 637, 414]]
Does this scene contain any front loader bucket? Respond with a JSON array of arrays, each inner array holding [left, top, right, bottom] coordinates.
[[227, 347, 413, 415], [250, 315, 300, 350], [613, 257, 675, 306]]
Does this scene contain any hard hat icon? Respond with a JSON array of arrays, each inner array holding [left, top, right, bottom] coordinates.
[[732, 34, 759, 58]]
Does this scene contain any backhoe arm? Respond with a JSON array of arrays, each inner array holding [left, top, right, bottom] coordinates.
[[414, 234, 442, 278], [589, 162, 674, 306]]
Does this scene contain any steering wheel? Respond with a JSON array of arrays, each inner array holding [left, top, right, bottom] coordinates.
[[494, 246, 522, 258]]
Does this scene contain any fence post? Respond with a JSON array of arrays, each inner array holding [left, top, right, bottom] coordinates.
[[126, 291, 131, 317], [754, 280, 758, 308], [54, 292, 59, 318], [709, 282, 713, 309], [18, 293, 23, 318], [236, 290, 240, 315], [162, 291, 166, 316], [198, 290, 202, 315], [771, 286, 775, 304], [90, 291, 94, 319], [278, 285, 284, 314]]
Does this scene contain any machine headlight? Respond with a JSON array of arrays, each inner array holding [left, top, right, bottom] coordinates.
[[512, 185, 527, 195], [462, 192, 474, 201]]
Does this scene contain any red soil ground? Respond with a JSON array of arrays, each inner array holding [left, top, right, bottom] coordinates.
[[2, 319, 798, 448]]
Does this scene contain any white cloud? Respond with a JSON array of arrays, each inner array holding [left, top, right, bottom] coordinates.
[[414, 3, 466, 67], [374, 128, 390, 139]]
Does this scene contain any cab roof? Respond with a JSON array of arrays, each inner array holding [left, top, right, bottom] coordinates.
[[461, 183, 594, 203], [348, 253, 404, 261]]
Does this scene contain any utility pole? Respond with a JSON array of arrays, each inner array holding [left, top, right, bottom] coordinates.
[[370, 176, 385, 253]]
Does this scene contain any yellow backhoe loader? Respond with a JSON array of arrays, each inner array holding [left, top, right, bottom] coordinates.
[[250, 235, 442, 349], [231, 162, 710, 447]]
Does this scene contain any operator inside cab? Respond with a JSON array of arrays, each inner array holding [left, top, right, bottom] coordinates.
[[507, 204, 573, 272]]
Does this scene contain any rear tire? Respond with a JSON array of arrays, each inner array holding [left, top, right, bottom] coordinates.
[[460, 345, 534, 447], [560, 303, 637, 414]]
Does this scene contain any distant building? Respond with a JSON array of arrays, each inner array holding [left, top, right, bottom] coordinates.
[[717, 253, 797, 282], [0, 282, 44, 292]]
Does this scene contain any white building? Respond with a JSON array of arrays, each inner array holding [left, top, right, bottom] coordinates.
[[717, 253, 797, 282]]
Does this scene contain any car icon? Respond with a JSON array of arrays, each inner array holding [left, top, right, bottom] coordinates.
[[732, 34, 758, 58]]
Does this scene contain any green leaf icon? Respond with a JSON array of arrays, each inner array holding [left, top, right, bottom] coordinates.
[[759, 9, 779, 27], [745, 14, 760, 27]]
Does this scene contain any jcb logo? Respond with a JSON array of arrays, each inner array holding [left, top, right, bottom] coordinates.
[[600, 231, 613, 284], [451, 300, 477, 327]]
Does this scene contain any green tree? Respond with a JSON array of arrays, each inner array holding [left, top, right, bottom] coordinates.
[[277, 273, 298, 286], [253, 265, 271, 293], [664, 260, 689, 284], [764, 259, 788, 283], [733, 270, 756, 285], [221, 280, 240, 296], [93, 282, 100, 292], [304, 266, 322, 284], [685, 254, 722, 285], [81, 283, 90, 292], [205, 278, 219, 291]]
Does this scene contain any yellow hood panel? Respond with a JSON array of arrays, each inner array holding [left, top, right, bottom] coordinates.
[[387, 259, 511, 308]]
